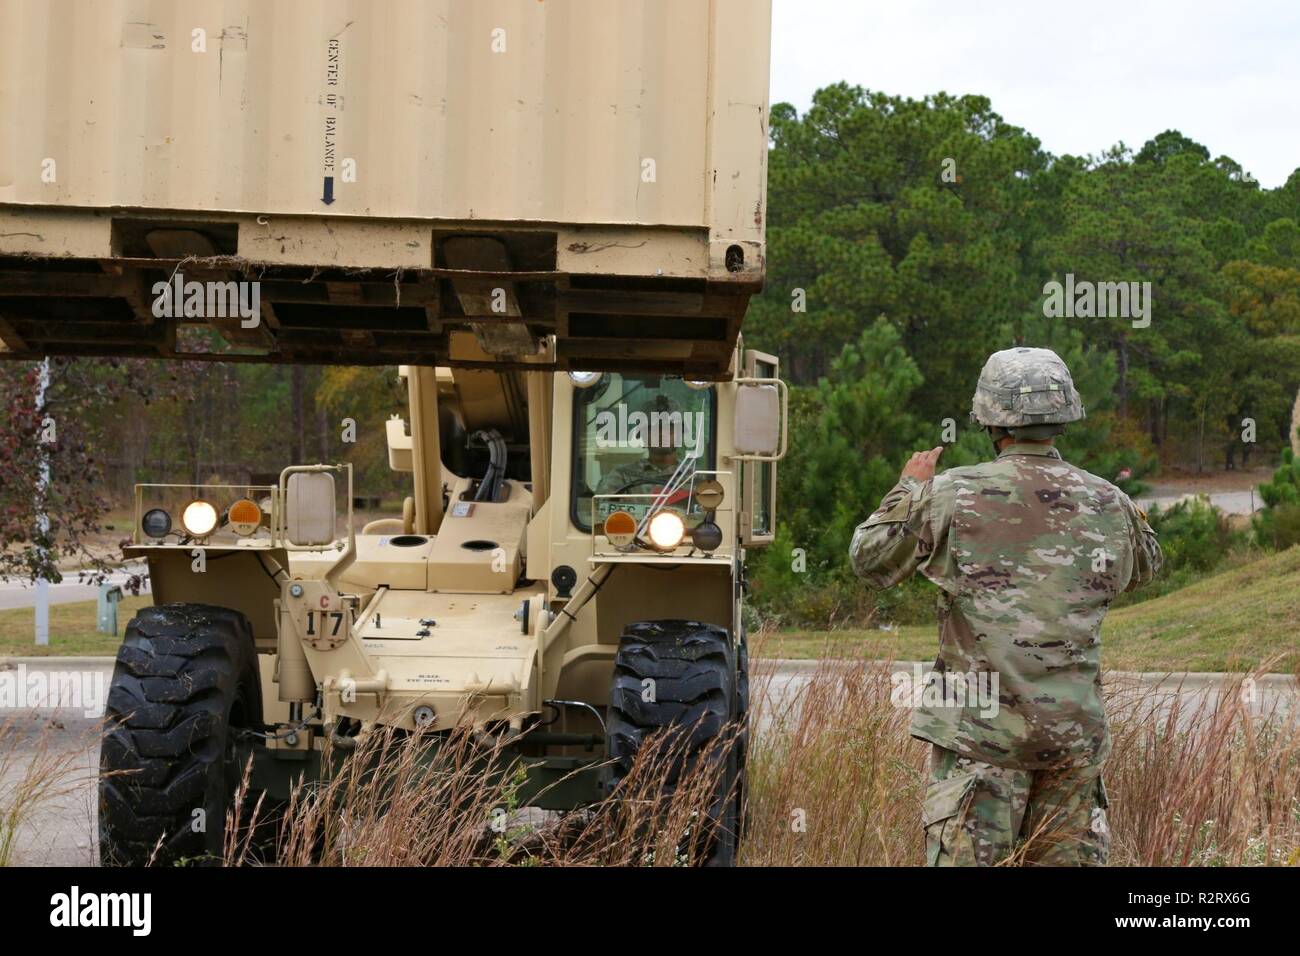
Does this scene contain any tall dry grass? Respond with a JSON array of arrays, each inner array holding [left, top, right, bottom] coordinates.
[[739, 637, 1300, 866], [1104, 665, 1300, 866], [212, 650, 1299, 866], [224, 716, 739, 867], [4, 648, 1289, 867], [0, 717, 97, 866], [739, 652, 926, 865]]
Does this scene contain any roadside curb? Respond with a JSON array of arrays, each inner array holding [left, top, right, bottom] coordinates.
[[755, 658, 1298, 688], [0, 656, 117, 667]]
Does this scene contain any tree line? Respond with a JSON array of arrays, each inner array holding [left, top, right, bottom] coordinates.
[[742, 84, 1300, 626]]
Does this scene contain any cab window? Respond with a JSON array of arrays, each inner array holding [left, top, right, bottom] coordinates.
[[571, 374, 716, 532]]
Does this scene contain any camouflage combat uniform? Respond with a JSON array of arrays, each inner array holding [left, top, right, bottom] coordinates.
[[596, 458, 678, 495], [595, 391, 690, 496], [852, 442, 1162, 865]]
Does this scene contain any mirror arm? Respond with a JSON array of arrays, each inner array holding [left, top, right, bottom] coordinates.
[[325, 463, 357, 592]]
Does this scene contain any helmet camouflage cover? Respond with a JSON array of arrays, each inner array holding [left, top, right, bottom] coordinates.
[[970, 347, 1085, 428]]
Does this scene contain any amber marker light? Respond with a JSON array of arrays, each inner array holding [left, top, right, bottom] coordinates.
[[228, 498, 263, 536], [604, 509, 637, 548]]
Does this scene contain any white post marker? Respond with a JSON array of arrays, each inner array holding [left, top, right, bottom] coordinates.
[[34, 356, 50, 646]]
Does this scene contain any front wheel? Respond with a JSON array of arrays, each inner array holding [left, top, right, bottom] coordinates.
[[99, 604, 262, 866], [606, 620, 745, 866]]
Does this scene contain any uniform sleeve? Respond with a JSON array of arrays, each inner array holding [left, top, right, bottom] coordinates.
[[1120, 495, 1163, 592], [849, 476, 939, 590], [595, 464, 631, 495], [594, 470, 618, 495]]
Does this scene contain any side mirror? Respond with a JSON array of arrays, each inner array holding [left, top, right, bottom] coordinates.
[[733, 382, 785, 459], [286, 472, 337, 546], [385, 415, 414, 472]]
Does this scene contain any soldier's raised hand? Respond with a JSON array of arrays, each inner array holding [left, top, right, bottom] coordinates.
[[900, 446, 944, 482]]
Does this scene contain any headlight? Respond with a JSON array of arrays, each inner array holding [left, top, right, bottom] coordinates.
[[181, 499, 219, 538], [647, 510, 685, 551], [141, 508, 172, 539], [568, 371, 603, 388]]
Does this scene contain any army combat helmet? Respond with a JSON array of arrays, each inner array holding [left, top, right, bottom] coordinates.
[[970, 346, 1085, 440]]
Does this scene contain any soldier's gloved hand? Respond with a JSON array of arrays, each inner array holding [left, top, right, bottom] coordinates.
[[900, 446, 944, 482]]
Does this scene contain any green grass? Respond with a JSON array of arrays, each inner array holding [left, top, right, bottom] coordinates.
[[0, 595, 149, 658], [761, 546, 1300, 674], [753, 625, 937, 663], [1099, 545, 1300, 673]]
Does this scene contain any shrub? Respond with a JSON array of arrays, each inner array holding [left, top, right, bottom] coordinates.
[[1254, 445, 1300, 550], [1146, 496, 1239, 573], [747, 533, 939, 631], [1255, 502, 1300, 551]]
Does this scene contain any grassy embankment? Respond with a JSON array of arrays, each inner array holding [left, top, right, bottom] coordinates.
[[759, 546, 1300, 674]]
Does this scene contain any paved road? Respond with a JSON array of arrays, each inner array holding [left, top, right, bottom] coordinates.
[[1134, 490, 1260, 516], [0, 564, 148, 611], [1, 657, 1294, 866], [756, 660, 1294, 730]]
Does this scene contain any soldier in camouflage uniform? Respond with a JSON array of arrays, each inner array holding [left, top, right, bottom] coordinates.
[[849, 347, 1163, 866], [597, 455, 681, 495], [596, 394, 688, 495]]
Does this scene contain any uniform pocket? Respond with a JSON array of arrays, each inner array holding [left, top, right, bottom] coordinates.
[[922, 771, 978, 866], [1086, 774, 1111, 865]]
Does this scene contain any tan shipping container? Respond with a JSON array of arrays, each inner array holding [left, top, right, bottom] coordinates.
[[0, 0, 771, 376]]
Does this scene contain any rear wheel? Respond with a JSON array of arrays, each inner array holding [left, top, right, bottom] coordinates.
[[735, 632, 750, 843], [606, 620, 745, 866], [99, 603, 262, 866]]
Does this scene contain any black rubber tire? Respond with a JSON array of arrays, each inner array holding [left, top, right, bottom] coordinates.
[[735, 633, 750, 843], [98, 603, 262, 866], [606, 619, 744, 866]]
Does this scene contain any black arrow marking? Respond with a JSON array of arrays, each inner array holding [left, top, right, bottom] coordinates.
[[322, 176, 335, 205]]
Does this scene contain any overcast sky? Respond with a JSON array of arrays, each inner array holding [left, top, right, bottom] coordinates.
[[769, 0, 1300, 188]]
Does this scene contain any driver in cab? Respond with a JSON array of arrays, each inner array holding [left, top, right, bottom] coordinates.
[[596, 394, 687, 496]]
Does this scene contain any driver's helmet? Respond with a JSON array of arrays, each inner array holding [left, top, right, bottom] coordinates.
[[595, 393, 685, 495], [637, 395, 681, 424]]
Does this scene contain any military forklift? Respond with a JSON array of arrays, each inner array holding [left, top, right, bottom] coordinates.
[[0, 0, 775, 866], [99, 343, 784, 866]]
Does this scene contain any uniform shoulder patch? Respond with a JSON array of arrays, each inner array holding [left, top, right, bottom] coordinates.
[[866, 492, 913, 526]]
